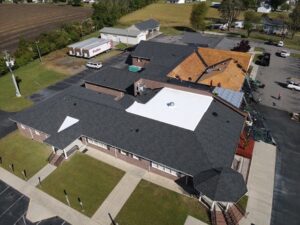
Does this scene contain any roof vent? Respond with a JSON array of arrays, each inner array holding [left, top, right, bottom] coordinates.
[[212, 112, 218, 117], [73, 103, 77, 106], [167, 102, 175, 107], [226, 120, 230, 123]]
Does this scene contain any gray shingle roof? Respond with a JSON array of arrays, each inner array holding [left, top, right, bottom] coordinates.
[[131, 41, 195, 66], [100, 27, 141, 37], [194, 167, 247, 202], [84, 67, 139, 92], [134, 19, 160, 31], [11, 86, 246, 202], [182, 32, 224, 48]]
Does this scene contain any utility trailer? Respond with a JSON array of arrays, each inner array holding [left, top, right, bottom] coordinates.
[[67, 38, 99, 57], [81, 39, 113, 59]]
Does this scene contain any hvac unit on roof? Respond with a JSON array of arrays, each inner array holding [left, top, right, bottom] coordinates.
[[137, 83, 145, 93]]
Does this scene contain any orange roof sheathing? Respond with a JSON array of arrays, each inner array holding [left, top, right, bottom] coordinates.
[[167, 52, 206, 82], [197, 48, 252, 71], [198, 59, 246, 91]]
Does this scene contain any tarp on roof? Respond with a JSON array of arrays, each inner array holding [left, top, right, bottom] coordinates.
[[213, 87, 244, 108]]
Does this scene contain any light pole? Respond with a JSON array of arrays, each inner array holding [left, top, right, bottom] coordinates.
[[3, 51, 21, 97], [35, 41, 42, 62]]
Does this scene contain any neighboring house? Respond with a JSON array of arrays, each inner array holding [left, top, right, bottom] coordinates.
[[262, 17, 288, 35], [11, 83, 247, 206], [100, 27, 146, 45], [100, 19, 160, 45], [128, 19, 160, 39], [257, 3, 272, 13]]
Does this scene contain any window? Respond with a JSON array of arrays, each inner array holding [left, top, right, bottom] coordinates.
[[20, 124, 25, 129], [35, 130, 40, 135], [151, 162, 178, 177], [120, 150, 127, 156], [137, 58, 141, 62], [87, 138, 107, 149], [132, 155, 139, 160]]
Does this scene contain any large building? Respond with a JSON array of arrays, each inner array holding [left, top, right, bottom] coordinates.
[[11, 40, 252, 211]]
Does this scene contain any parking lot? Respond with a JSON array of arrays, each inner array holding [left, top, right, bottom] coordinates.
[[0, 180, 70, 225], [253, 43, 300, 112]]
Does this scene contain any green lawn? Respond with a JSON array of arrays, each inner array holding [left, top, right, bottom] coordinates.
[[237, 195, 248, 212], [0, 131, 51, 179], [0, 60, 67, 112], [291, 53, 300, 59], [39, 153, 125, 217], [94, 49, 122, 62], [115, 180, 210, 225]]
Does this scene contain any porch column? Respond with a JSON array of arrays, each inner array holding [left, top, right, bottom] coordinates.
[[198, 195, 202, 202], [51, 146, 55, 153], [63, 149, 68, 159], [225, 202, 232, 212], [211, 201, 215, 211], [185, 176, 188, 185]]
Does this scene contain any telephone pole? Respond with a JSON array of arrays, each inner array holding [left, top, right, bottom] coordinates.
[[3, 51, 21, 97]]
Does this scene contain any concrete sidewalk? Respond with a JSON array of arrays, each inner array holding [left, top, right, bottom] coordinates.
[[184, 215, 207, 225], [84, 147, 189, 196], [92, 171, 145, 225], [0, 167, 98, 225], [240, 141, 276, 225], [27, 164, 56, 186]]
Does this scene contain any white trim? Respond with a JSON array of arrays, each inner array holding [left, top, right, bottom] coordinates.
[[87, 138, 108, 150], [35, 130, 40, 135], [151, 162, 179, 177], [120, 150, 127, 156], [132, 155, 139, 160], [20, 124, 25, 129]]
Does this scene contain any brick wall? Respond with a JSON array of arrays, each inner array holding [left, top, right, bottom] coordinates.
[[85, 83, 124, 98], [17, 123, 48, 142], [84, 136, 181, 180], [134, 79, 213, 97]]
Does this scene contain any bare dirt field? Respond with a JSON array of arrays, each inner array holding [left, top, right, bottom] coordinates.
[[0, 4, 92, 52]]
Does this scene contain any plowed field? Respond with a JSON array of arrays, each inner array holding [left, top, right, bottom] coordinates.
[[0, 4, 92, 52]]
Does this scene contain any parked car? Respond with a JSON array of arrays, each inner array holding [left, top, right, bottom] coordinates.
[[279, 50, 290, 57], [86, 61, 102, 69], [265, 39, 276, 45], [277, 41, 284, 47], [287, 83, 300, 91], [287, 77, 300, 85], [257, 52, 271, 66]]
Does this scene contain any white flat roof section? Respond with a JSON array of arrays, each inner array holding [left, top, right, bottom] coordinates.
[[126, 87, 213, 131]]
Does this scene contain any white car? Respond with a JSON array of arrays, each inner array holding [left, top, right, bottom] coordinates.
[[280, 50, 290, 57], [86, 61, 102, 69], [277, 41, 284, 47], [287, 84, 300, 91]]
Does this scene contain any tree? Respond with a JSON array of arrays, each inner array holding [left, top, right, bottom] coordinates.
[[14, 38, 34, 67], [270, 0, 286, 10], [0, 53, 8, 76], [244, 10, 261, 37], [280, 3, 290, 11], [219, 0, 244, 30], [190, 2, 209, 31], [289, 2, 300, 38]]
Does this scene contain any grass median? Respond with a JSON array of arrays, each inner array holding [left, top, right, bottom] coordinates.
[[115, 180, 210, 225], [0, 131, 51, 179], [39, 152, 125, 217]]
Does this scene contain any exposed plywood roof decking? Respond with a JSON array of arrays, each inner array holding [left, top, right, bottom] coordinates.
[[167, 47, 252, 91]]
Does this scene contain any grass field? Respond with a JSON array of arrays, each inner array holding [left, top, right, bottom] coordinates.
[[115, 180, 210, 225], [39, 153, 125, 217], [0, 60, 67, 112], [237, 195, 248, 212], [0, 131, 51, 179]]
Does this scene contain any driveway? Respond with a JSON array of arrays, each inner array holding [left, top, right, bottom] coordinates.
[[255, 105, 300, 225], [0, 110, 16, 139], [29, 51, 131, 104]]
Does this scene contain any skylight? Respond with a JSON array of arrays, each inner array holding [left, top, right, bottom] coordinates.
[[57, 116, 79, 133]]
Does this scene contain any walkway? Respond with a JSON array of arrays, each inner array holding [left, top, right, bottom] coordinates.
[[27, 164, 56, 186], [184, 215, 207, 225], [0, 167, 98, 225], [83, 147, 189, 196], [92, 171, 145, 225], [240, 141, 276, 225]]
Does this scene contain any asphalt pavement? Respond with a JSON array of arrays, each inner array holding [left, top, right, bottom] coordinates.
[[0, 180, 70, 225], [0, 110, 16, 139]]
